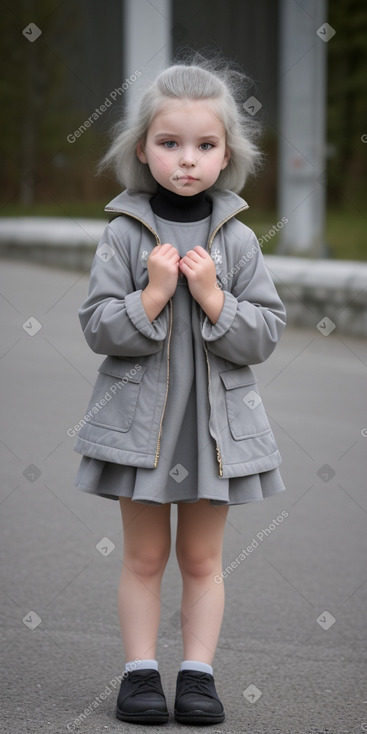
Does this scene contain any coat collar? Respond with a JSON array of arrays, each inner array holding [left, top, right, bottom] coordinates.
[[104, 188, 249, 243]]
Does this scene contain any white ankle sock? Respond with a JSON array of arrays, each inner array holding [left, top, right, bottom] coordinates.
[[124, 658, 158, 673], [180, 660, 213, 675]]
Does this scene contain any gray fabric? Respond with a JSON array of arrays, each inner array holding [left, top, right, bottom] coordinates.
[[73, 188, 286, 481], [74, 215, 286, 505]]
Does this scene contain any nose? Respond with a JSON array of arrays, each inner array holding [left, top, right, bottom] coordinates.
[[179, 147, 196, 167]]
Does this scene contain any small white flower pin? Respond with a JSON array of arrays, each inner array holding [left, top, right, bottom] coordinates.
[[211, 248, 222, 264]]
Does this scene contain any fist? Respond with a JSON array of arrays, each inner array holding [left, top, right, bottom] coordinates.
[[179, 246, 217, 305], [147, 243, 181, 301]]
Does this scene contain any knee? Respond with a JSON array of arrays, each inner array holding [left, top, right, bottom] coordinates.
[[125, 543, 170, 579], [176, 545, 219, 579]]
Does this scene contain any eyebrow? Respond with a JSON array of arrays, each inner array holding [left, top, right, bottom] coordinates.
[[154, 133, 221, 142]]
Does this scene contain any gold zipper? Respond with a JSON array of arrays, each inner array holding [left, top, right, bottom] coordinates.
[[154, 298, 173, 467], [105, 209, 161, 243], [108, 209, 173, 469], [203, 340, 223, 477], [206, 205, 249, 255]]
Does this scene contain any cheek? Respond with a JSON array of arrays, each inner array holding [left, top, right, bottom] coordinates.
[[208, 154, 227, 175], [151, 150, 172, 172]]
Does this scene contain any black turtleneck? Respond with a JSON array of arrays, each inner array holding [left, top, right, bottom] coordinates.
[[150, 183, 212, 223]]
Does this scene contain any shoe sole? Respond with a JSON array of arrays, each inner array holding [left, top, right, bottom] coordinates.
[[116, 706, 169, 724], [174, 708, 225, 725]]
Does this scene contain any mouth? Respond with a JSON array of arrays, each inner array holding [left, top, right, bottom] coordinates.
[[176, 175, 197, 182], [171, 173, 198, 181]]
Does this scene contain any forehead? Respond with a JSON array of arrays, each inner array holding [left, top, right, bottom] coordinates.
[[149, 98, 224, 134]]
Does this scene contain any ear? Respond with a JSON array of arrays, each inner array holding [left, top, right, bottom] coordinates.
[[221, 146, 231, 170], [136, 140, 147, 164]]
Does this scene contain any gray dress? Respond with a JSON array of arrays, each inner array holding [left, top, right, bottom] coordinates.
[[74, 214, 286, 505]]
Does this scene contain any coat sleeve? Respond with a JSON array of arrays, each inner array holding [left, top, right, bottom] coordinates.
[[201, 231, 286, 365], [79, 225, 169, 357]]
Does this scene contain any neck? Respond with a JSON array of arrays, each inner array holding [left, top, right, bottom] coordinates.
[[150, 183, 212, 222]]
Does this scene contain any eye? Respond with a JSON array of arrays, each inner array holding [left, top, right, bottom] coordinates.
[[199, 143, 213, 151], [163, 141, 177, 148]]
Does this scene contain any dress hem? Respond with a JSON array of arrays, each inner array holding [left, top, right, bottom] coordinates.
[[73, 480, 286, 506]]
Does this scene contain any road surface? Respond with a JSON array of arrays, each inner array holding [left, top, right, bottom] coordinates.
[[1, 260, 366, 734]]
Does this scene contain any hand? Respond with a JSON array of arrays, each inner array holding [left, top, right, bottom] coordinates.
[[147, 243, 180, 300], [141, 243, 180, 322], [179, 246, 224, 323]]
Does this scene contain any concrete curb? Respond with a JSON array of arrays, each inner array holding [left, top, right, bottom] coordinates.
[[0, 217, 103, 272], [1, 217, 367, 336], [264, 255, 367, 336]]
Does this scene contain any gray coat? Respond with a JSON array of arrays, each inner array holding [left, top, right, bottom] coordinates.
[[73, 188, 286, 479]]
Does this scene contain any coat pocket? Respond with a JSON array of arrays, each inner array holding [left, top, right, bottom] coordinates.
[[84, 357, 146, 433], [219, 366, 272, 441]]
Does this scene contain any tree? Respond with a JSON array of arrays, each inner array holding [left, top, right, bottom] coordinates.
[[327, 0, 367, 207]]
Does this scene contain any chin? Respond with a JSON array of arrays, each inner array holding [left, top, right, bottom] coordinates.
[[179, 184, 205, 195]]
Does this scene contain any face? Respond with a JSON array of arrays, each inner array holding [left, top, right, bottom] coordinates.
[[136, 98, 230, 195]]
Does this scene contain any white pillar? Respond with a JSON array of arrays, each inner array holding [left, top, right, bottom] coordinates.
[[123, 0, 172, 110], [278, 0, 329, 255]]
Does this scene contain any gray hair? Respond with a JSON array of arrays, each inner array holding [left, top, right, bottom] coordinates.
[[99, 52, 262, 194]]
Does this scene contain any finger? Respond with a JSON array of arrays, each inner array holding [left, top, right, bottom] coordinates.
[[165, 248, 180, 263], [192, 245, 208, 258], [149, 244, 163, 259], [185, 250, 202, 263], [179, 257, 190, 271], [157, 243, 174, 255], [160, 243, 179, 257]]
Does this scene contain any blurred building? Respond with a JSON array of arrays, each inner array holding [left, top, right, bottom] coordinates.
[[6, 0, 367, 257]]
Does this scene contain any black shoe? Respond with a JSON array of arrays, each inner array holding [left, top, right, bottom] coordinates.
[[174, 670, 225, 725], [116, 668, 169, 724]]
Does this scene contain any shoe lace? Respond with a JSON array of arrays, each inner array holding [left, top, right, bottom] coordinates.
[[129, 670, 163, 697], [179, 672, 213, 698]]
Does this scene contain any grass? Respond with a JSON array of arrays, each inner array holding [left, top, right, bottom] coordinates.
[[323, 208, 367, 261], [0, 201, 366, 261], [239, 207, 367, 261], [0, 201, 108, 219]]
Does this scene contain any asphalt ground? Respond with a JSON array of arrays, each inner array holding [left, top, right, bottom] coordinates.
[[1, 260, 367, 734]]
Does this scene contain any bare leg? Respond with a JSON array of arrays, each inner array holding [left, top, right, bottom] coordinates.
[[118, 498, 171, 662], [176, 500, 229, 665]]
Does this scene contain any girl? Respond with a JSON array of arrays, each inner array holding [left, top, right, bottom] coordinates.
[[73, 54, 286, 726]]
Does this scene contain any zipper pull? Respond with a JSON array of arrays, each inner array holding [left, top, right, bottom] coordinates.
[[216, 445, 223, 477]]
